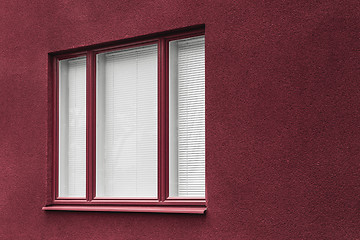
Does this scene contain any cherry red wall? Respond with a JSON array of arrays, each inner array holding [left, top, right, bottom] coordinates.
[[0, 0, 359, 239]]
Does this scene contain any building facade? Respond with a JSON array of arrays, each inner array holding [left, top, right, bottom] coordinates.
[[0, 0, 359, 239]]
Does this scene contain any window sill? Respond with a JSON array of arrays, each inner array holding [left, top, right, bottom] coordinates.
[[42, 205, 207, 214]]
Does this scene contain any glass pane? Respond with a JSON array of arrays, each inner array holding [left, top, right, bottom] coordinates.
[[96, 44, 158, 198], [58, 56, 87, 198], [169, 36, 205, 197]]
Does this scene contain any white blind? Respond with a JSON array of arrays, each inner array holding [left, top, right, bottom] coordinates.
[[169, 36, 205, 197], [58, 56, 87, 198], [96, 44, 158, 198]]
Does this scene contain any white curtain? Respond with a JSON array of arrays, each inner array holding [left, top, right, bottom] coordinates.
[[169, 36, 205, 197], [58, 56, 87, 198], [96, 44, 158, 198]]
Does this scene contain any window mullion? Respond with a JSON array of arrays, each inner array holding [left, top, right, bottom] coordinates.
[[86, 51, 96, 202], [158, 38, 168, 202]]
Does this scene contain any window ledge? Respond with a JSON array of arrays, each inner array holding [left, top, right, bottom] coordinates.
[[42, 205, 206, 214]]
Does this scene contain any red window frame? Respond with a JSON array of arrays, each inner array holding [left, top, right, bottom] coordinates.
[[43, 27, 206, 214]]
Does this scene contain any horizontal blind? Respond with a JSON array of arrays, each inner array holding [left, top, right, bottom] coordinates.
[[58, 57, 87, 198], [96, 44, 158, 198], [169, 36, 205, 197]]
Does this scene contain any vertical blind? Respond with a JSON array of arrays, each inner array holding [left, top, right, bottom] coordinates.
[[169, 36, 205, 197], [96, 44, 158, 198], [58, 56, 87, 198]]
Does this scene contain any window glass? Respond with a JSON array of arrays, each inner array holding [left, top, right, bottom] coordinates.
[[96, 44, 158, 198], [169, 36, 205, 197], [58, 56, 87, 198]]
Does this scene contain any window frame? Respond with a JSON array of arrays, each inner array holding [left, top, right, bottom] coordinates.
[[44, 27, 206, 213]]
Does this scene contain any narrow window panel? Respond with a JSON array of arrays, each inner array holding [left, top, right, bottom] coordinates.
[[169, 36, 205, 197], [58, 56, 87, 198], [96, 44, 158, 198]]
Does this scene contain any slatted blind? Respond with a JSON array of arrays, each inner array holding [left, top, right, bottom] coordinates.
[[58, 56, 87, 198], [96, 44, 158, 198], [169, 36, 205, 197]]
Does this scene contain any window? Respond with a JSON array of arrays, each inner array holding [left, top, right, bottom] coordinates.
[[44, 29, 206, 213]]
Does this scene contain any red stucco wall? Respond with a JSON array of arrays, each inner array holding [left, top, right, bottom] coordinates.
[[1, 0, 359, 239]]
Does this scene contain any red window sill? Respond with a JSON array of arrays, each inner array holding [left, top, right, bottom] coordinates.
[[42, 205, 207, 214]]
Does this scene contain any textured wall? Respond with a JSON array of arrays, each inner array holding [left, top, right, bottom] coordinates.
[[0, 0, 359, 239]]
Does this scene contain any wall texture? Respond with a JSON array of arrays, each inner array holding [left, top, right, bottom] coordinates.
[[0, 0, 359, 239]]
